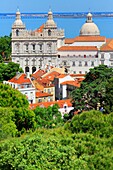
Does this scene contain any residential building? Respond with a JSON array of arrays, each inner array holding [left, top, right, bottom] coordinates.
[[3, 73, 36, 104]]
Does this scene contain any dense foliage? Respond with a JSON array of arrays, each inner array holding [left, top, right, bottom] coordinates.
[[0, 107, 17, 139], [0, 110, 113, 169], [71, 65, 113, 113], [33, 104, 63, 128], [0, 84, 63, 139], [0, 83, 34, 139], [0, 35, 11, 61], [0, 62, 23, 82], [105, 77, 113, 113], [0, 83, 29, 108]]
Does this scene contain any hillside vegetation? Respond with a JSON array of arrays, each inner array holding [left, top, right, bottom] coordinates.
[[0, 110, 113, 170]]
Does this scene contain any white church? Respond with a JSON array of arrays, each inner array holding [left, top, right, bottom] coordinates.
[[11, 10, 113, 74]]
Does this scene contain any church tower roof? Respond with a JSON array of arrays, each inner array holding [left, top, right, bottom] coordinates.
[[12, 9, 25, 29], [44, 9, 57, 28]]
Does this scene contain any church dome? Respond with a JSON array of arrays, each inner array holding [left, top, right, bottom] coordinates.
[[80, 12, 100, 36], [45, 10, 57, 28]]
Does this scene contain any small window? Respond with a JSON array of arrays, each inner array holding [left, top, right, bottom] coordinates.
[[39, 44, 42, 52], [33, 44, 35, 52], [79, 61, 82, 66], [64, 61, 67, 66], [91, 61, 94, 66], [16, 29, 19, 36], [26, 44, 29, 52], [72, 61, 75, 66], [48, 29, 51, 36], [64, 105, 67, 109], [85, 61, 88, 66]]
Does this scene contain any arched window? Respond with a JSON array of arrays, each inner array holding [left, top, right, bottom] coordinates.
[[48, 29, 51, 36], [16, 29, 19, 36], [25, 66, 29, 73], [32, 67, 36, 73]]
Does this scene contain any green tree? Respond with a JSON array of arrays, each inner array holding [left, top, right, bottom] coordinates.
[[0, 83, 29, 108], [0, 62, 23, 82], [0, 35, 11, 60], [71, 65, 113, 112], [105, 78, 113, 113], [0, 107, 17, 140], [66, 110, 113, 138], [33, 104, 63, 128], [12, 107, 36, 131], [0, 84, 36, 135]]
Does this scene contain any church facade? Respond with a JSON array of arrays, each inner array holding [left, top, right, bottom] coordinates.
[[11, 10, 113, 75], [11, 9, 65, 75]]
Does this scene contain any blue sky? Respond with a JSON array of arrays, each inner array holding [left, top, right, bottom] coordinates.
[[0, 0, 113, 13]]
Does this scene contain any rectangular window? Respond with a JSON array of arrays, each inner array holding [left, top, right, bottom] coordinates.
[[79, 61, 82, 66], [26, 44, 28, 52], [84, 61, 88, 66], [63, 61, 67, 66], [48, 89, 51, 94], [33, 44, 35, 52], [101, 54, 104, 59], [91, 61, 94, 66], [72, 61, 75, 66], [39, 44, 42, 52]]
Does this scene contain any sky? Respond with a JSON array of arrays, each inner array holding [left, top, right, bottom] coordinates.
[[0, 0, 113, 13]]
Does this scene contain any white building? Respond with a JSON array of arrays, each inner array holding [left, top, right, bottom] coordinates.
[[54, 74, 74, 100], [58, 12, 113, 74], [12, 10, 113, 75], [11, 9, 65, 75], [3, 73, 36, 104]]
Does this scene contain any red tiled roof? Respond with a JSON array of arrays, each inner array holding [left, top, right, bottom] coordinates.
[[30, 99, 72, 109], [61, 80, 81, 87], [58, 46, 98, 51], [74, 36, 106, 42], [65, 36, 106, 44], [36, 92, 53, 98], [56, 74, 67, 78], [32, 80, 44, 91], [43, 71, 61, 81], [31, 69, 46, 79], [35, 24, 44, 33], [70, 74, 85, 77], [9, 73, 31, 84], [100, 39, 113, 51]]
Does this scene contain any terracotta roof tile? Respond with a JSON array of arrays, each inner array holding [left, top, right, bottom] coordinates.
[[43, 71, 61, 81], [9, 73, 31, 84], [100, 39, 113, 51], [32, 80, 44, 91], [74, 36, 106, 42], [31, 69, 45, 79], [58, 46, 98, 51], [70, 74, 85, 77], [65, 36, 106, 44], [35, 24, 44, 33], [56, 74, 67, 78], [30, 99, 72, 109], [61, 80, 82, 87], [36, 92, 53, 98]]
